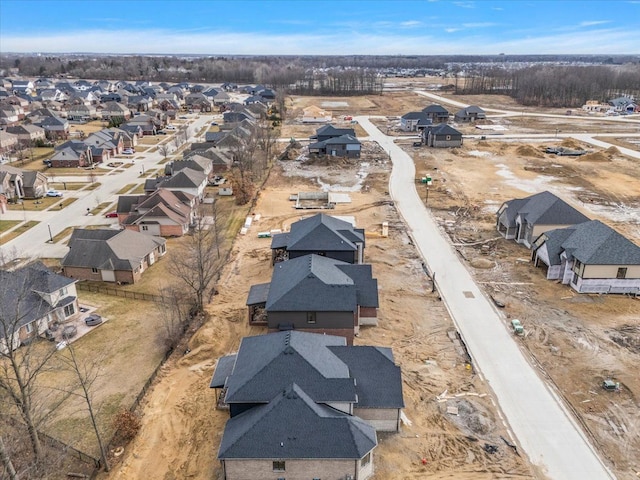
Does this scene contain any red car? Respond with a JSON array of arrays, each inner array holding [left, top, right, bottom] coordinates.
[[105, 211, 118, 218]]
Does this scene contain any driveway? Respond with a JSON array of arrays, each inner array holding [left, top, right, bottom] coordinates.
[[0, 114, 214, 261], [356, 116, 615, 480]]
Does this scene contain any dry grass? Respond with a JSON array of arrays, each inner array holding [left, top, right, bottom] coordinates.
[[6, 197, 60, 211], [0, 220, 21, 233], [0, 220, 38, 243]]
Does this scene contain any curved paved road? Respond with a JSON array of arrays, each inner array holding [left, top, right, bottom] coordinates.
[[356, 116, 615, 480]]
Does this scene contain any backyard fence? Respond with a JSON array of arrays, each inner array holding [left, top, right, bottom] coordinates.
[[76, 282, 169, 303]]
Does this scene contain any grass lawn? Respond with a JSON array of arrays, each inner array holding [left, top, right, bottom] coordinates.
[[7, 197, 63, 211], [70, 121, 107, 136], [116, 184, 137, 194], [38, 291, 168, 457], [84, 182, 101, 191], [49, 182, 86, 191], [52, 226, 74, 243], [131, 184, 146, 194], [0, 219, 21, 233], [0, 220, 38, 243]]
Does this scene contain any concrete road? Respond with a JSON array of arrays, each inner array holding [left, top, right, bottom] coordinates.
[[0, 114, 213, 261], [356, 116, 616, 480]]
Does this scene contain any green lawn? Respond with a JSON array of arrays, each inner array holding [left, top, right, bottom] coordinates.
[[0, 221, 38, 243]]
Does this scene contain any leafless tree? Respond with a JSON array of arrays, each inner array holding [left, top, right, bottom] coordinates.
[[0, 435, 17, 480], [155, 285, 192, 350], [158, 143, 170, 161], [168, 216, 220, 313], [56, 343, 110, 471], [0, 268, 63, 463]]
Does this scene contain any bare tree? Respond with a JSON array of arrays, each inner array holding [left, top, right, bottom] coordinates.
[[0, 267, 62, 463], [158, 143, 170, 161], [156, 285, 192, 350], [0, 435, 17, 480], [56, 343, 110, 471], [168, 215, 220, 313]]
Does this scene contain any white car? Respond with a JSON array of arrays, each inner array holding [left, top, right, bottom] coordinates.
[[122, 148, 135, 155], [165, 125, 177, 130], [46, 189, 63, 197]]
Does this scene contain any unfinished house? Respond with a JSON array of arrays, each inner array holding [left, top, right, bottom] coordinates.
[[270, 213, 365, 265], [496, 191, 590, 248]]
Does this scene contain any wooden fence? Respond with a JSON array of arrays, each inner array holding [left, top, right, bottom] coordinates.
[[76, 282, 167, 303]]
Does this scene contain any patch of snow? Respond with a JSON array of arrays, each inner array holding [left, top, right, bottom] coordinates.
[[468, 150, 493, 158], [321, 101, 349, 108]]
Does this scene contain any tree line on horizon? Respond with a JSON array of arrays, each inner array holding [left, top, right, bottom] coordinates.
[[1, 54, 638, 105]]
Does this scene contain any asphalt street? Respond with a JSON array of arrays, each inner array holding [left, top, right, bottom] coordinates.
[[357, 115, 616, 480]]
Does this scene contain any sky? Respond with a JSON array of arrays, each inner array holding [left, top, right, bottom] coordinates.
[[1, 0, 639, 56]]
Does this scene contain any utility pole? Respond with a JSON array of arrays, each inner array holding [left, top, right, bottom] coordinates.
[[47, 224, 53, 243]]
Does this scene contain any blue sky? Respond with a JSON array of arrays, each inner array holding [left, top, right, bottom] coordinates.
[[1, 0, 639, 55]]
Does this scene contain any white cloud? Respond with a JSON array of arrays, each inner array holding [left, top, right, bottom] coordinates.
[[401, 20, 422, 27], [445, 28, 462, 33], [462, 22, 498, 28], [579, 20, 612, 26]]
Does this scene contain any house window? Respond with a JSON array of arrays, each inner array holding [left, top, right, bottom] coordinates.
[[91, 267, 98, 273], [142, 225, 149, 231], [273, 460, 285, 472], [307, 312, 316, 324], [361, 452, 371, 467], [64, 304, 75, 317], [60, 287, 68, 296], [25, 322, 33, 333], [616, 267, 627, 279], [572, 272, 579, 285]]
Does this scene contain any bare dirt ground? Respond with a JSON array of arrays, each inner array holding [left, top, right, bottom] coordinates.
[[103, 89, 639, 480]]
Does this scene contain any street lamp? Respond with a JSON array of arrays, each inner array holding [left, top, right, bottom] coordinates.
[[47, 224, 53, 243]]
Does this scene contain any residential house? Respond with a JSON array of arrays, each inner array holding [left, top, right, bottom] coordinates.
[[185, 93, 212, 112], [302, 105, 332, 123], [454, 105, 486, 122], [271, 213, 365, 265], [61, 228, 167, 284], [0, 131, 19, 154], [0, 164, 25, 200], [67, 103, 98, 121], [170, 154, 213, 179], [211, 330, 404, 432], [422, 104, 450, 123], [10, 80, 34, 96], [0, 105, 20, 126], [116, 125, 142, 147], [101, 101, 132, 121], [608, 96, 637, 114], [5, 124, 47, 146], [49, 140, 93, 168], [84, 130, 125, 157], [38, 88, 68, 103], [313, 124, 356, 142], [144, 167, 207, 200], [21, 170, 48, 198], [309, 134, 361, 158], [496, 191, 590, 248], [0, 193, 7, 214], [0, 262, 79, 353], [247, 254, 378, 343], [422, 124, 463, 148], [582, 100, 609, 113], [203, 88, 230, 105], [35, 115, 70, 140], [126, 113, 164, 135], [119, 189, 196, 237], [400, 111, 432, 132], [532, 220, 640, 294]]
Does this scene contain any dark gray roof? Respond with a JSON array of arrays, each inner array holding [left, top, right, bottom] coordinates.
[[266, 255, 361, 312], [210, 354, 237, 388], [324, 134, 361, 146], [246, 282, 270, 306], [422, 104, 449, 114], [270, 232, 289, 249], [285, 213, 365, 252], [61, 229, 165, 271], [223, 331, 356, 404], [536, 227, 576, 265], [329, 346, 404, 408], [502, 191, 590, 228], [159, 168, 205, 189], [218, 383, 376, 460], [0, 262, 75, 338], [402, 111, 431, 121], [545, 220, 640, 265], [336, 264, 379, 308], [428, 123, 462, 136], [315, 124, 355, 138]]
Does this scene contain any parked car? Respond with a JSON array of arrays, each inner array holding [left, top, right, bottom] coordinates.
[[122, 148, 135, 154], [105, 211, 118, 218], [602, 379, 620, 391], [43, 159, 52, 167], [211, 122, 218, 126], [46, 189, 63, 197], [178, 116, 187, 120], [165, 125, 177, 130], [84, 314, 103, 326]]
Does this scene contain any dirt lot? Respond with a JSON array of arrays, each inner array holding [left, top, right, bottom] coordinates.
[[102, 90, 638, 480]]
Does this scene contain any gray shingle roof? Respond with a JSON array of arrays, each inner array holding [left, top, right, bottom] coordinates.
[[223, 331, 356, 404], [0, 262, 75, 338], [61, 229, 165, 271], [545, 220, 640, 265], [266, 255, 364, 312], [284, 213, 365, 252], [246, 282, 270, 306], [422, 104, 449, 114], [210, 354, 237, 388], [502, 191, 589, 228], [218, 383, 376, 460], [329, 346, 404, 408]]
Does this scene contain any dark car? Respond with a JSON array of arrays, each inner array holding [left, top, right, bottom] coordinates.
[[105, 211, 118, 218], [84, 314, 103, 326]]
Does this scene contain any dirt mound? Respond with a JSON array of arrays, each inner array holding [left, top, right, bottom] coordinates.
[[578, 151, 611, 162], [561, 138, 583, 149], [470, 257, 495, 269], [515, 145, 544, 158], [605, 146, 620, 156]]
